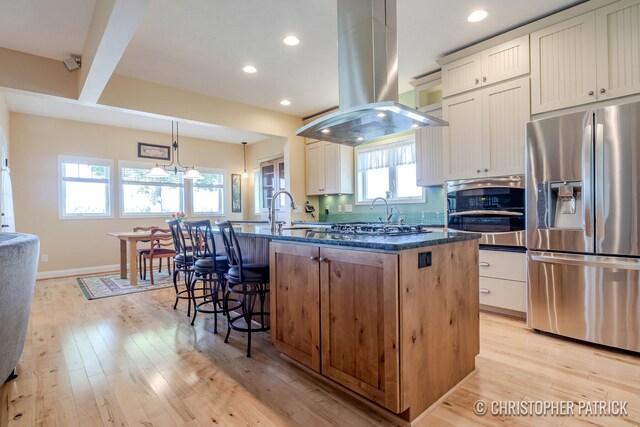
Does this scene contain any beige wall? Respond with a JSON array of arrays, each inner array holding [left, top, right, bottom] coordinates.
[[0, 92, 8, 143], [10, 112, 249, 273]]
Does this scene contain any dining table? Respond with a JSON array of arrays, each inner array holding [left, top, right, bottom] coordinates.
[[107, 231, 156, 285]]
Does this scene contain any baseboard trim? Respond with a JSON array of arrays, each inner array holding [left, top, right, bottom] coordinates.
[[37, 264, 121, 280]]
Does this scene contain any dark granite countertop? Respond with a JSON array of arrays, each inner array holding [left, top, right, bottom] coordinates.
[[217, 224, 480, 251]]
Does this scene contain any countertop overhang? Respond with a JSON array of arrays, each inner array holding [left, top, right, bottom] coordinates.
[[217, 224, 480, 251]]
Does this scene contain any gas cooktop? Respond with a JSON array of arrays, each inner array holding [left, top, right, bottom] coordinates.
[[323, 223, 432, 236]]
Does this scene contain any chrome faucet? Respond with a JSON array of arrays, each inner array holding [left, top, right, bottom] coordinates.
[[270, 190, 297, 232], [370, 197, 392, 223], [391, 207, 406, 224]]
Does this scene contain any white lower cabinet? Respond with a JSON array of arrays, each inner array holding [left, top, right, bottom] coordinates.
[[479, 249, 527, 316]]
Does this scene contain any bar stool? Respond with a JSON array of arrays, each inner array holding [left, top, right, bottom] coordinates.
[[217, 221, 270, 357], [167, 220, 194, 316], [184, 220, 228, 332]]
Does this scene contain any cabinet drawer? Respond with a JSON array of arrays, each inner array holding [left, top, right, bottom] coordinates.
[[479, 250, 526, 281], [479, 277, 526, 313]]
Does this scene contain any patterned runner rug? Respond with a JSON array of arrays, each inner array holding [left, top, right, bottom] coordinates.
[[76, 271, 175, 300]]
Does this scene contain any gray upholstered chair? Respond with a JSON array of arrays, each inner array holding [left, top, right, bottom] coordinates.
[[0, 233, 39, 383]]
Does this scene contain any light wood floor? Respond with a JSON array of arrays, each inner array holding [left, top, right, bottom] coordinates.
[[1, 276, 639, 427]]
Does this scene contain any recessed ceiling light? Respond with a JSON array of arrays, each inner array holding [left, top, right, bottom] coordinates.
[[356, 136, 364, 142], [280, 99, 291, 106], [411, 123, 419, 129], [377, 112, 386, 118], [467, 10, 488, 23], [283, 35, 300, 46], [243, 65, 257, 73], [321, 129, 330, 134]]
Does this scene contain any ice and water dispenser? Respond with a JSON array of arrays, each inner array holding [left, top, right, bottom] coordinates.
[[536, 181, 583, 229]]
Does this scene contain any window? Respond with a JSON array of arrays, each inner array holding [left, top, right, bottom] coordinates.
[[59, 156, 113, 218], [355, 136, 424, 204], [120, 162, 183, 216], [191, 169, 224, 215]]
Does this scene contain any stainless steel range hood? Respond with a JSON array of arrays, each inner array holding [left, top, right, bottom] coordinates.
[[296, 0, 447, 146]]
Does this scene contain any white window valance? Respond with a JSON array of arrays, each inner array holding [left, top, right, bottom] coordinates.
[[356, 138, 416, 172]]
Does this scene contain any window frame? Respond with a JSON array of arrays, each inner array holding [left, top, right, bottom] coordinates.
[[354, 135, 425, 205], [118, 160, 185, 218], [58, 155, 114, 220], [188, 167, 226, 217]]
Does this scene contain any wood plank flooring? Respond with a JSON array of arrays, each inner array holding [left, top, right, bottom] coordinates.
[[1, 275, 639, 426]]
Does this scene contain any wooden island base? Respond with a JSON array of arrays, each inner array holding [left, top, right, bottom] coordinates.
[[270, 238, 480, 423]]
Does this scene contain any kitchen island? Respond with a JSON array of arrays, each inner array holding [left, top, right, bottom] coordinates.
[[218, 224, 480, 423]]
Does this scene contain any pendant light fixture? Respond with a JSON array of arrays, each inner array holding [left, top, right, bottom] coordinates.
[[147, 121, 203, 179], [242, 141, 248, 178]]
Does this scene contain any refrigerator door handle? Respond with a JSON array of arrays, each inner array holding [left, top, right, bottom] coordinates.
[[583, 121, 593, 238], [594, 121, 605, 242], [530, 253, 640, 270]]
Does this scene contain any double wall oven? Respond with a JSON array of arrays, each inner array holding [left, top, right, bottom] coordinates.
[[446, 175, 525, 249]]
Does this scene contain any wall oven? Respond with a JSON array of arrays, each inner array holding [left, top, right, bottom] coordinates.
[[446, 175, 525, 248]]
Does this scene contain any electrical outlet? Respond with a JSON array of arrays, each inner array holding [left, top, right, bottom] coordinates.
[[344, 204, 353, 212], [41, 254, 48, 263]]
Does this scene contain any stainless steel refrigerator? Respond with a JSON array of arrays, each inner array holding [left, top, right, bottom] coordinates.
[[526, 101, 640, 352]]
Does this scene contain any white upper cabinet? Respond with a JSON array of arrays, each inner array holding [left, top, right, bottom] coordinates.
[[306, 141, 353, 195], [531, 13, 597, 113], [415, 108, 444, 186], [442, 35, 529, 98], [444, 77, 530, 180], [531, 0, 640, 114], [596, 0, 640, 100]]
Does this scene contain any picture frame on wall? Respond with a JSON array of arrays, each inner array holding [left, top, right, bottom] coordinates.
[[231, 174, 242, 213], [138, 142, 171, 161]]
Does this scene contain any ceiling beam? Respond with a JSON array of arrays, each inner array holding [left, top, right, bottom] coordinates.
[[78, 0, 150, 103]]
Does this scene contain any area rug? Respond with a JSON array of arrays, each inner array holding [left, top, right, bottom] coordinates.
[[76, 271, 175, 300]]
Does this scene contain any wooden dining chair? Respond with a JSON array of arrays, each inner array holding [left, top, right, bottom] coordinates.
[[140, 228, 176, 285], [133, 226, 159, 280]]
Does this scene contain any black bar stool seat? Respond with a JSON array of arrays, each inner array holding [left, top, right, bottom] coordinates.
[[218, 221, 270, 357], [184, 220, 229, 333]]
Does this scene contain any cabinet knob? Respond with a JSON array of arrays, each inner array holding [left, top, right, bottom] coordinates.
[[476, 169, 481, 173], [600, 88, 606, 94], [319, 257, 329, 263], [484, 168, 488, 173], [475, 78, 479, 85], [588, 90, 594, 96], [479, 262, 490, 267], [310, 256, 319, 261], [482, 76, 487, 83], [479, 288, 491, 294]]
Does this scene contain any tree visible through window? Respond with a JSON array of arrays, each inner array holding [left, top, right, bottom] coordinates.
[[192, 170, 224, 215], [120, 164, 183, 215], [59, 156, 112, 217]]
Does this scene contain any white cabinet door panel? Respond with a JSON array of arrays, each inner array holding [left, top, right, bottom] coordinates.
[[596, 0, 640, 100], [481, 35, 530, 86], [443, 93, 483, 180], [531, 12, 597, 113], [306, 142, 322, 195], [415, 109, 444, 186], [482, 77, 530, 176], [322, 143, 340, 194], [442, 53, 482, 98]]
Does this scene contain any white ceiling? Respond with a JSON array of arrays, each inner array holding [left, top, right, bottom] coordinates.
[[0, 0, 585, 131]]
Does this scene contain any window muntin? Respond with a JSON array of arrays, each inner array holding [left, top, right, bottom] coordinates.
[[355, 137, 424, 203], [59, 156, 112, 218], [191, 170, 224, 215], [120, 163, 183, 215]]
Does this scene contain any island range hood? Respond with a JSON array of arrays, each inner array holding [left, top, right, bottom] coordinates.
[[296, 0, 447, 146]]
